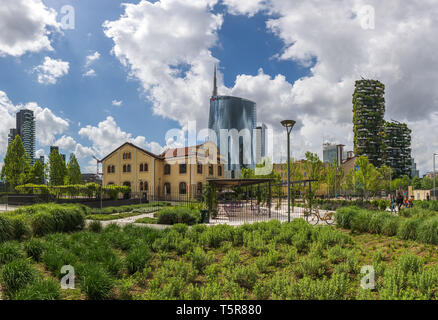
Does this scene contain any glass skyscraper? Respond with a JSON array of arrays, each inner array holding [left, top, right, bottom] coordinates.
[[8, 109, 36, 164], [208, 67, 257, 177]]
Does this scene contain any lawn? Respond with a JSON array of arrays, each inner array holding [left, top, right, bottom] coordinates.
[[1, 216, 438, 300]]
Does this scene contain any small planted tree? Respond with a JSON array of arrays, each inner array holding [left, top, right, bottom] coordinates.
[[1, 135, 32, 189], [66, 154, 82, 185], [49, 149, 66, 186]]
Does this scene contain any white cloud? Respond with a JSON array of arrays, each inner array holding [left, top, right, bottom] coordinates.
[[22, 102, 69, 146], [222, 0, 268, 17], [0, 91, 70, 167], [34, 57, 69, 85], [83, 69, 96, 77], [78, 116, 163, 158], [0, 0, 60, 57], [103, 0, 222, 128], [85, 51, 100, 67], [112, 100, 123, 107], [54, 135, 94, 159]]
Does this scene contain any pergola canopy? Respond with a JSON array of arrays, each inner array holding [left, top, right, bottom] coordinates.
[[206, 178, 275, 188]]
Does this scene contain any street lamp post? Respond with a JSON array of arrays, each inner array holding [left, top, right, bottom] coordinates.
[[93, 156, 103, 209], [281, 120, 296, 223], [434, 153, 437, 200]]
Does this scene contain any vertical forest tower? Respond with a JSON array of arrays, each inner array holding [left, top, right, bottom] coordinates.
[[352, 79, 385, 168]]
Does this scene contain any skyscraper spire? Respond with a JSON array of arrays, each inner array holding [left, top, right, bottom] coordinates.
[[212, 64, 218, 97]]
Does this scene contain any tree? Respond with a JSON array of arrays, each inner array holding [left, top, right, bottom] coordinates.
[[378, 165, 393, 194], [352, 156, 381, 199], [66, 154, 82, 185], [302, 152, 324, 205], [49, 149, 67, 186], [0, 135, 31, 188], [325, 163, 345, 198], [421, 177, 434, 190], [411, 176, 422, 190], [29, 159, 46, 184]]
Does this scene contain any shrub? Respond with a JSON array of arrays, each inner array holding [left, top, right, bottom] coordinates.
[[88, 220, 102, 233], [381, 217, 399, 236], [350, 210, 372, 233], [1, 258, 37, 295], [12, 278, 60, 300], [0, 216, 13, 242], [157, 207, 200, 225], [0, 241, 23, 264], [417, 217, 438, 244], [200, 224, 234, 248], [397, 218, 421, 241], [335, 206, 361, 229], [227, 264, 258, 289], [295, 272, 349, 300], [185, 246, 213, 272], [81, 265, 114, 300], [10, 217, 31, 240], [126, 246, 152, 274], [397, 253, 424, 274], [24, 238, 45, 262], [295, 256, 327, 279], [42, 247, 78, 278], [327, 245, 349, 264]]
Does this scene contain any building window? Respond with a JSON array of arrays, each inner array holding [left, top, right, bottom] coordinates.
[[107, 165, 111, 173], [144, 163, 148, 171], [123, 152, 132, 160], [209, 164, 214, 176], [164, 164, 171, 175], [140, 164, 143, 172], [111, 165, 115, 173], [218, 165, 222, 177], [139, 181, 143, 191], [139, 163, 149, 172], [164, 183, 171, 195], [197, 163, 202, 174], [180, 164, 187, 174], [197, 182, 203, 195], [140, 181, 148, 192], [123, 164, 127, 173], [179, 182, 187, 195]]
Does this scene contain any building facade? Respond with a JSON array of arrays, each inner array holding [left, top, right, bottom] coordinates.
[[352, 79, 385, 168], [8, 109, 36, 164], [101, 141, 224, 200], [383, 121, 412, 178]]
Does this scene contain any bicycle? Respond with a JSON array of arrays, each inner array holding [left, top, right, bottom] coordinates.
[[303, 206, 334, 226]]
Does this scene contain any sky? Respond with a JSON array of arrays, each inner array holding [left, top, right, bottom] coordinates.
[[0, 0, 437, 175]]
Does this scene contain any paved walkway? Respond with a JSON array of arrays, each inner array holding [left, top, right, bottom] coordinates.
[[86, 212, 172, 230]]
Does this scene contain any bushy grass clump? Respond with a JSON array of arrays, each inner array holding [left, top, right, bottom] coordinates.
[[1, 258, 37, 296], [81, 265, 114, 300], [12, 278, 60, 300], [126, 245, 152, 274], [24, 238, 45, 262], [0, 241, 23, 264], [157, 207, 200, 225]]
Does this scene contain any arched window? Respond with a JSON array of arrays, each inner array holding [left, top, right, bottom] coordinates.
[[123, 164, 127, 173], [108, 182, 114, 185], [164, 164, 171, 175], [179, 182, 187, 195], [197, 182, 203, 195], [218, 165, 222, 176], [111, 165, 115, 173], [139, 181, 143, 191], [209, 164, 214, 176], [197, 163, 202, 174], [140, 164, 143, 172], [144, 163, 148, 172], [127, 164, 131, 172], [179, 164, 187, 174], [107, 165, 111, 173], [144, 181, 148, 192], [164, 183, 171, 195]]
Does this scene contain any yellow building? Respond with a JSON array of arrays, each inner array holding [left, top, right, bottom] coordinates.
[[101, 141, 224, 200]]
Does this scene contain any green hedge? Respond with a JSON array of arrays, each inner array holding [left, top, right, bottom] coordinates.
[[309, 199, 390, 211], [413, 200, 438, 212], [335, 206, 438, 244], [0, 203, 86, 241], [157, 207, 200, 225]]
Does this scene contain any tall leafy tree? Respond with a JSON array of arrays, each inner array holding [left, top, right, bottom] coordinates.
[[325, 163, 345, 198], [378, 165, 393, 194], [66, 154, 82, 184], [0, 135, 31, 188], [353, 156, 381, 199], [421, 177, 433, 190], [29, 159, 46, 185], [49, 149, 67, 186], [411, 176, 422, 190], [302, 152, 324, 205]]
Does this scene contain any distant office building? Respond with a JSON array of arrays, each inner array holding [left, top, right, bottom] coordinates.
[[50, 146, 66, 162], [8, 109, 36, 164], [323, 142, 337, 164], [254, 124, 267, 165], [39, 156, 45, 165], [81, 173, 100, 184], [208, 66, 257, 178], [410, 159, 420, 178], [323, 143, 345, 166]]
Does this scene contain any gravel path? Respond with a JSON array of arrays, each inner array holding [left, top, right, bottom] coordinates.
[[85, 211, 172, 230]]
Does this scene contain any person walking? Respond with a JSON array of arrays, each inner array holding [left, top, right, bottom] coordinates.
[[396, 192, 404, 212], [427, 193, 430, 201]]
